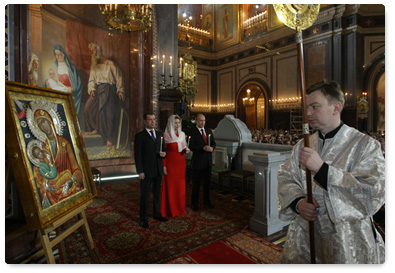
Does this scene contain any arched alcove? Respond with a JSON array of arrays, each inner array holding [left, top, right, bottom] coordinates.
[[236, 81, 269, 129], [363, 55, 385, 132]]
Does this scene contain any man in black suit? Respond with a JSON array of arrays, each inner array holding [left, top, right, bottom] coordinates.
[[189, 113, 216, 211], [134, 113, 168, 228]]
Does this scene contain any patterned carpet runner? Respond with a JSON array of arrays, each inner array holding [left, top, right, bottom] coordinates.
[[58, 179, 266, 263]]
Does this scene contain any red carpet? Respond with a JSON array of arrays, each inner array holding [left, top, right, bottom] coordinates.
[[58, 180, 255, 263], [179, 240, 255, 264], [164, 228, 283, 264]]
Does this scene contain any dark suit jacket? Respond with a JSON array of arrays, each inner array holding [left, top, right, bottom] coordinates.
[[134, 129, 166, 178], [189, 127, 216, 170]]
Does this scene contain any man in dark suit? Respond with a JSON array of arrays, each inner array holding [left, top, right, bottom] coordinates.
[[134, 113, 168, 228], [189, 113, 216, 211]]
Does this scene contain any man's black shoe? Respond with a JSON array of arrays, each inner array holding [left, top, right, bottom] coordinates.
[[192, 205, 199, 211], [154, 216, 168, 222], [141, 221, 149, 229]]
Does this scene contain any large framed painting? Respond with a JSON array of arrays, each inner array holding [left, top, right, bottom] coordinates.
[[5, 81, 97, 230], [27, 4, 135, 161], [216, 4, 238, 50]]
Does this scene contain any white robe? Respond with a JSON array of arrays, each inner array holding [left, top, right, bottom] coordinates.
[[278, 124, 385, 263]]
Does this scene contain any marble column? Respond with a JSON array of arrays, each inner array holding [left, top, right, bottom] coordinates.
[[248, 151, 290, 236]]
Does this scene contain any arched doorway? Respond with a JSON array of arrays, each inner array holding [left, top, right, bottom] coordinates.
[[256, 93, 266, 129], [236, 82, 268, 129], [363, 56, 385, 132], [376, 73, 385, 132]]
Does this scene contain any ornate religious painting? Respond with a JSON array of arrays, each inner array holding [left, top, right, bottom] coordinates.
[[202, 4, 214, 32], [5, 81, 97, 230], [27, 4, 133, 161], [216, 4, 238, 50]]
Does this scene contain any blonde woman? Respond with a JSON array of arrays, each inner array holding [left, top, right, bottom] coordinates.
[[160, 115, 190, 218]]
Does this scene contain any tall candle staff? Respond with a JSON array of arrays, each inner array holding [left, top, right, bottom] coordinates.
[[273, 4, 320, 264]]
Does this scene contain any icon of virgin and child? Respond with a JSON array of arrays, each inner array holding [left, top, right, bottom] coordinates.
[[25, 101, 84, 209]]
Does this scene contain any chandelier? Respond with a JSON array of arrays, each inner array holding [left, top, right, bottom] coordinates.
[[99, 4, 152, 32], [242, 89, 255, 107]]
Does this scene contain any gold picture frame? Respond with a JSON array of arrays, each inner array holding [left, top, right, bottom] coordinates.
[[5, 81, 97, 231]]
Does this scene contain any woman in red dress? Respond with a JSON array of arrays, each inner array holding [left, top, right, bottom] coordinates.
[[161, 115, 190, 218]]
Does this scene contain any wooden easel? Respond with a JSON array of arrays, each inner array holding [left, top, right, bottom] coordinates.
[[38, 200, 98, 264]]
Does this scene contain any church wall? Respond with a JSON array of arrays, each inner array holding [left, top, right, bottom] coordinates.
[[305, 40, 330, 87], [272, 51, 299, 101], [217, 67, 236, 106], [363, 35, 385, 66], [188, 4, 384, 132], [236, 56, 271, 94], [195, 70, 212, 107]]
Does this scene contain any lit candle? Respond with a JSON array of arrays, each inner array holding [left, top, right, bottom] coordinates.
[[208, 134, 211, 147], [162, 55, 165, 75], [160, 136, 163, 153], [169, 56, 173, 76], [179, 57, 183, 77], [114, 4, 118, 15], [187, 136, 191, 147]]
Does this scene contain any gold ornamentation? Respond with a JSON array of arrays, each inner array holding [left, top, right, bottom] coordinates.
[[178, 53, 198, 104], [273, 4, 320, 31], [26, 139, 43, 167], [26, 100, 64, 143], [99, 4, 152, 33]]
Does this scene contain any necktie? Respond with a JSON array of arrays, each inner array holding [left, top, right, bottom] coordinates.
[[150, 130, 156, 142], [201, 129, 207, 144]]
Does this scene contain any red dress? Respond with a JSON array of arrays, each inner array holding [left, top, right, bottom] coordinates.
[[161, 142, 187, 218]]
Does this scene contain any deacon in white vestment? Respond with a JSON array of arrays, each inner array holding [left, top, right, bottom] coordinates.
[[278, 81, 385, 264]]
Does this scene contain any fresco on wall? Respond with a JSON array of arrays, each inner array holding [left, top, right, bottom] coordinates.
[[202, 4, 214, 33], [216, 4, 238, 50], [219, 4, 233, 42], [27, 6, 131, 161]]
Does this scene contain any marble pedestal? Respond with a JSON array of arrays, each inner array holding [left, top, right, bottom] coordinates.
[[248, 151, 290, 236]]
